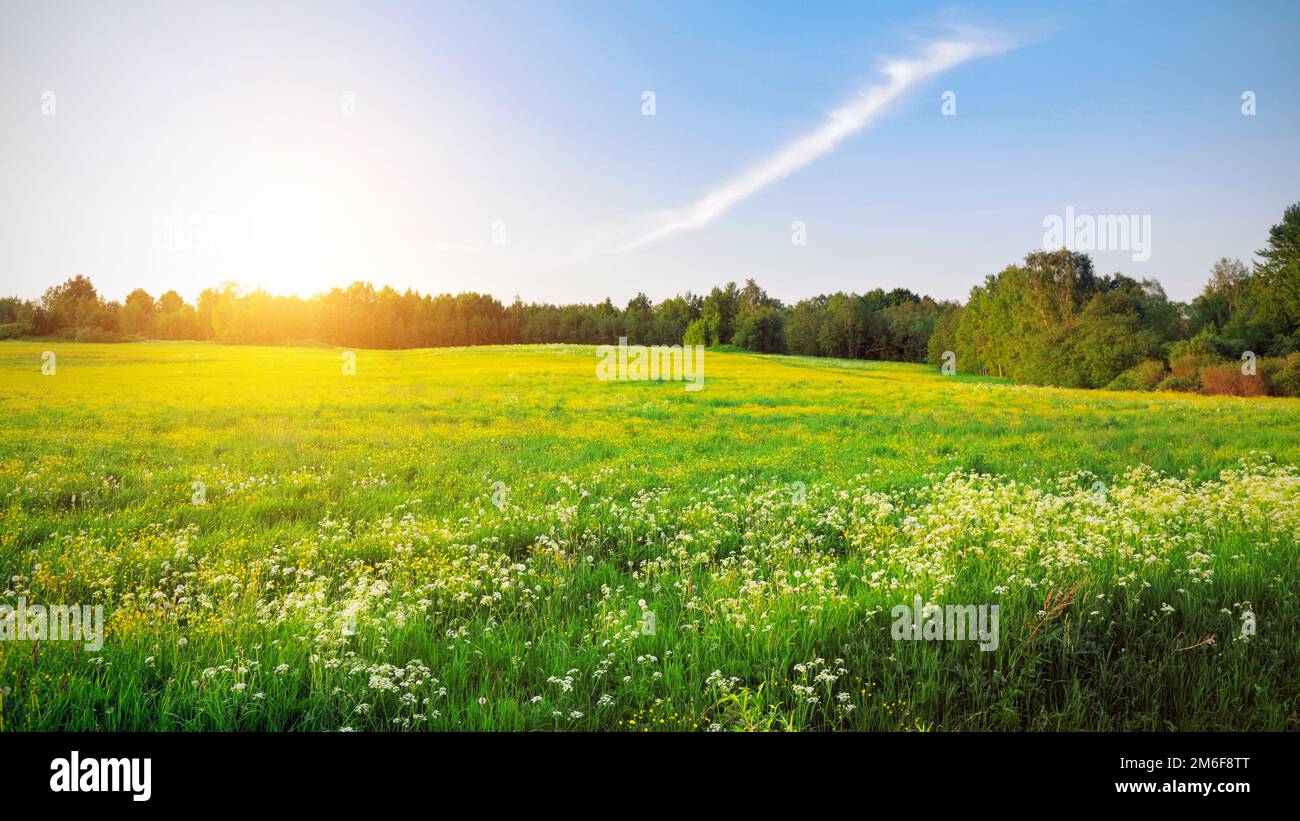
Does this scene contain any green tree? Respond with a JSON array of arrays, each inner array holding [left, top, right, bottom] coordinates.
[[701, 282, 740, 345], [121, 288, 157, 336], [733, 306, 787, 353], [1256, 203, 1300, 277]]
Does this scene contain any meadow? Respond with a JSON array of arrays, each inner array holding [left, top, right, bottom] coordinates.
[[0, 340, 1297, 731]]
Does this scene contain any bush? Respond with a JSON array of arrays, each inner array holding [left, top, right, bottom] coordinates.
[[1156, 375, 1200, 393], [1200, 363, 1269, 397], [1104, 358, 1168, 392], [1262, 352, 1300, 397], [1167, 332, 1223, 382], [73, 327, 123, 343], [0, 321, 30, 340], [1168, 352, 1221, 382]]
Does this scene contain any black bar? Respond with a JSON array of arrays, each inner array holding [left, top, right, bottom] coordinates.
[[2, 731, 1286, 808]]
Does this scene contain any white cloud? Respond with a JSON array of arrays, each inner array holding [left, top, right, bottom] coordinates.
[[612, 28, 1020, 253]]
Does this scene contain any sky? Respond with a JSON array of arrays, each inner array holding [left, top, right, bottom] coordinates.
[[1, 0, 1298, 307]]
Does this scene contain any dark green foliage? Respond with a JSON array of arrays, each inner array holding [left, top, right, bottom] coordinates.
[[1105, 359, 1168, 392], [785, 288, 951, 363], [732, 306, 787, 353], [1156, 375, 1200, 393], [1256, 203, 1300, 278], [700, 282, 742, 345], [1262, 353, 1300, 397]]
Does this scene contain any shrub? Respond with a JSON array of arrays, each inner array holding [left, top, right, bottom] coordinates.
[[1168, 352, 1221, 382], [1200, 363, 1269, 397], [1105, 358, 1168, 392], [1156, 375, 1200, 393], [0, 321, 30, 340], [73, 327, 123, 343], [1167, 332, 1224, 382], [1262, 352, 1300, 397]]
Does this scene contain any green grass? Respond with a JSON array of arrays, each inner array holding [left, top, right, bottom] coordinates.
[[0, 340, 1297, 730]]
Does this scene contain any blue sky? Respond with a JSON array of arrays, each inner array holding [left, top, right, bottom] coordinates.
[[1, 0, 1298, 306]]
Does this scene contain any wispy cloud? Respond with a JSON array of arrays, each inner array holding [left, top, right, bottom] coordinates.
[[611, 27, 1021, 254]]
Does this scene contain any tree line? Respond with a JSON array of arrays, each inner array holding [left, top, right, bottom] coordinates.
[[3, 203, 1297, 397], [926, 204, 1300, 397], [0, 271, 946, 361]]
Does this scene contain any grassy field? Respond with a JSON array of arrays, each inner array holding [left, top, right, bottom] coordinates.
[[0, 340, 1297, 731]]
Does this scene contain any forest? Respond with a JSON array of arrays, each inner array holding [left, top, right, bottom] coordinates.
[[4, 203, 1297, 397]]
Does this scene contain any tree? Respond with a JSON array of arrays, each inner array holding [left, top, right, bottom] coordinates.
[[786, 298, 826, 356], [1065, 287, 1161, 388], [1250, 203, 1300, 351], [624, 293, 654, 344], [1192, 258, 1251, 332], [158, 290, 185, 314], [738, 279, 779, 314], [701, 282, 740, 345], [1256, 203, 1300, 277], [926, 304, 962, 365], [683, 318, 708, 346], [39, 275, 101, 333], [121, 288, 157, 336], [1020, 249, 1096, 333], [733, 306, 787, 353]]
